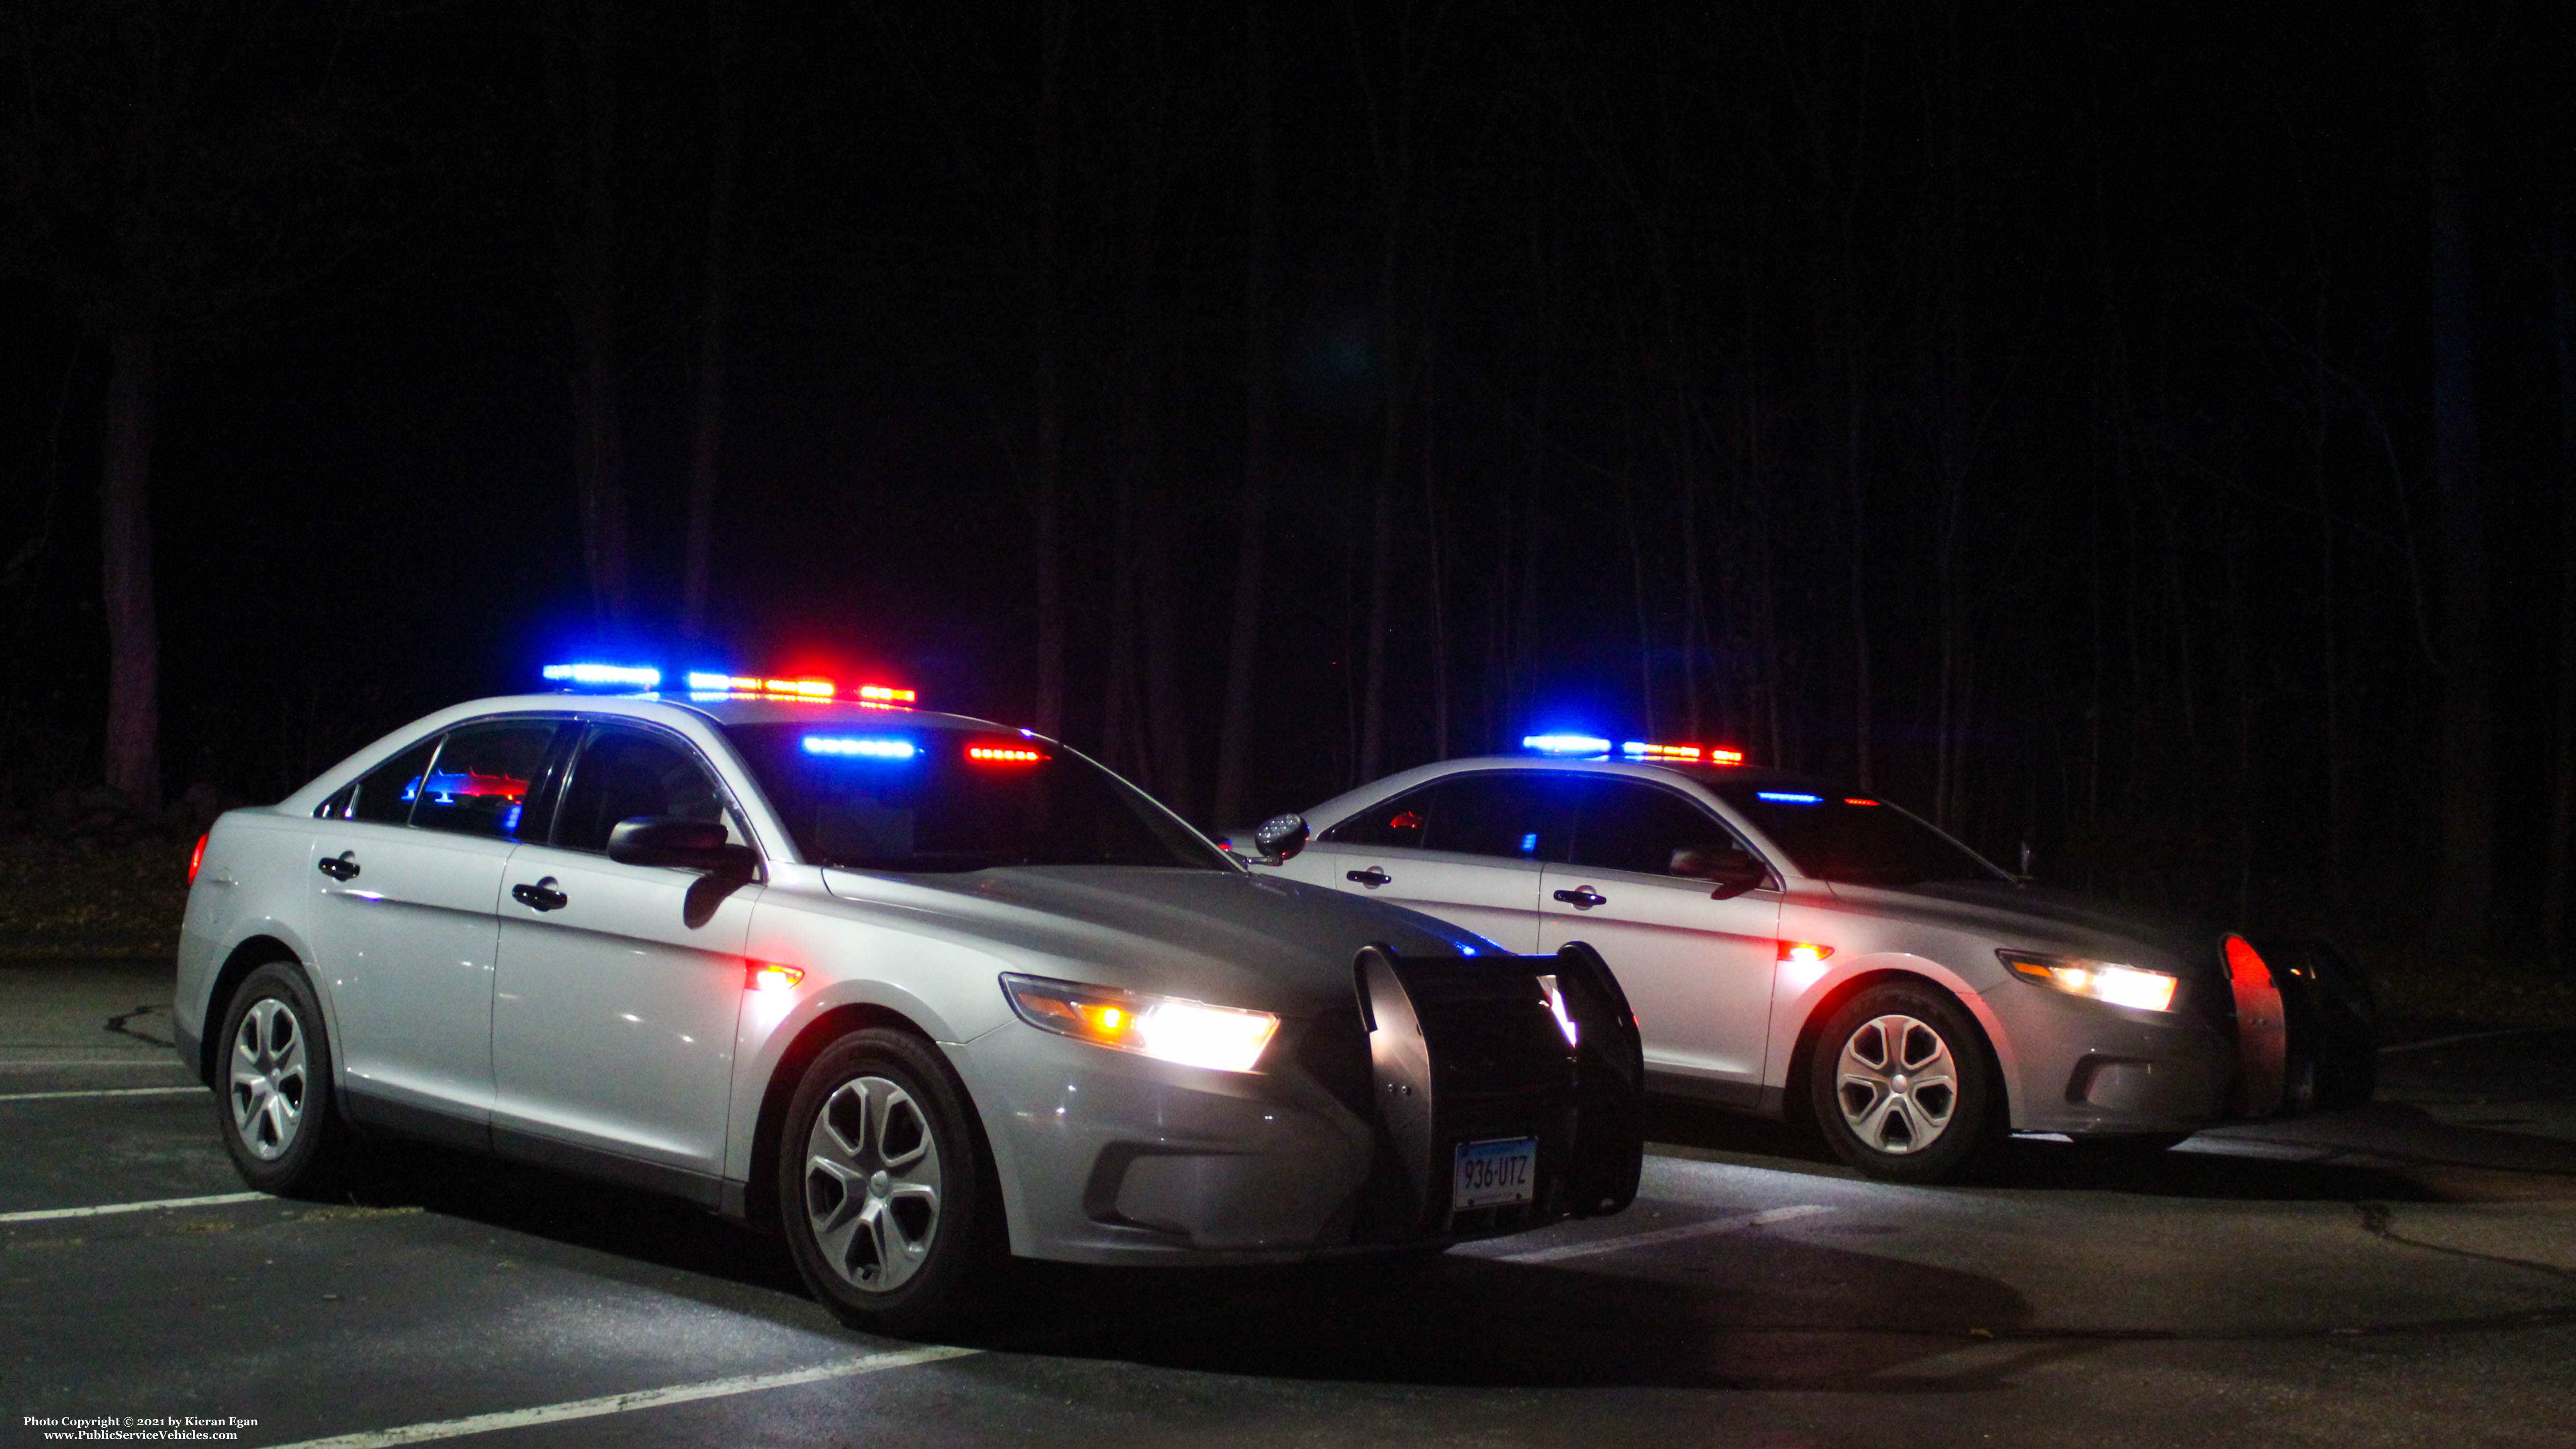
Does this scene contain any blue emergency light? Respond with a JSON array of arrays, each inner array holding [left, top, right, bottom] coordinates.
[[1521, 734, 1612, 757]]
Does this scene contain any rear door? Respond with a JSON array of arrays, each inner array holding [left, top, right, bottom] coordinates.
[[1539, 778, 1782, 1098], [308, 717, 566, 1136], [491, 721, 761, 1183], [1308, 772, 1579, 953]]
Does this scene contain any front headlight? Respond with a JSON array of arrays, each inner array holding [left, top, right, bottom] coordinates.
[[1000, 973, 1281, 1073], [1997, 950, 2178, 1012]]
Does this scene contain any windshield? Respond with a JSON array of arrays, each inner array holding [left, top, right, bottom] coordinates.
[[723, 722, 1230, 873], [1712, 783, 2002, 888]]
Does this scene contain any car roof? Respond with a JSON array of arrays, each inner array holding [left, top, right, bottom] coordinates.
[[275, 693, 1035, 815], [1309, 754, 1841, 812]]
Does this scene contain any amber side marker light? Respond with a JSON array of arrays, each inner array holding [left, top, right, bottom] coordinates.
[[1776, 941, 1836, 964], [746, 962, 806, 993]]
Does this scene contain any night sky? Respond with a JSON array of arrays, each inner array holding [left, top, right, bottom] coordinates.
[[3, 2, 2571, 950]]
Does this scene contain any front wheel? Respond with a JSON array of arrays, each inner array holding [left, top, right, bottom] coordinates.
[[777, 1029, 1002, 1336], [215, 961, 358, 1197], [1809, 981, 2004, 1184]]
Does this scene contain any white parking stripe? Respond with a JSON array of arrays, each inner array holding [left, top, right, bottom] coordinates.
[[1492, 1203, 1832, 1264], [0, 1085, 207, 1103], [260, 1345, 984, 1449], [0, 1191, 268, 1224]]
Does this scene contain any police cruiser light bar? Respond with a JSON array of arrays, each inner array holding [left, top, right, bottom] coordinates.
[[1519, 734, 1747, 765], [542, 661, 917, 707]]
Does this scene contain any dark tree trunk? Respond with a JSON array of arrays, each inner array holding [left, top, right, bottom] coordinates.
[[2543, 214, 2576, 962], [1030, 0, 1070, 737], [680, 0, 744, 641], [562, 0, 627, 621], [99, 325, 160, 809], [2425, 0, 2491, 944], [1212, 0, 1275, 830]]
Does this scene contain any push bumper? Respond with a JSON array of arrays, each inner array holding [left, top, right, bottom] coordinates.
[[952, 943, 1646, 1266]]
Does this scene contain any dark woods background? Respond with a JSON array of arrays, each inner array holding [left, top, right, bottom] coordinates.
[[4, 3, 2573, 957]]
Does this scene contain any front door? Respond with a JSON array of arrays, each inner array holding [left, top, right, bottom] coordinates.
[[493, 722, 761, 1179], [1306, 771, 1582, 953], [1538, 777, 1782, 1097], [309, 718, 564, 1132]]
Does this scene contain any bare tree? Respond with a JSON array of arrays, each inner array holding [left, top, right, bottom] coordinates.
[[550, 0, 629, 622], [680, 0, 746, 641], [1212, 0, 1277, 830], [2423, 0, 2492, 945]]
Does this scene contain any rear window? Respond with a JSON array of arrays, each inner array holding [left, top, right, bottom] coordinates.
[[1713, 784, 2000, 888], [722, 723, 1228, 873]]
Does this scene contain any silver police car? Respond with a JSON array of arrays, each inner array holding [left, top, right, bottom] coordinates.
[[174, 670, 1644, 1332], [1248, 738, 2373, 1183]]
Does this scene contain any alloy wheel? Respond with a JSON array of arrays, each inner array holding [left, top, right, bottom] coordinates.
[[229, 998, 309, 1161], [802, 1075, 944, 1293], [1835, 1013, 1958, 1155]]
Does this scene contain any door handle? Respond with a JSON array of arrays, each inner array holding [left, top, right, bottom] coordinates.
[[317, 852, 359, 882], [512, 877, 569, 912], [1553, 886, 1606, 910], [1347, 866, 1392, 889]]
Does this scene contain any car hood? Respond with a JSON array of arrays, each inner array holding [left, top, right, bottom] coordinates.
[[821, 865, 1493, 1016], [1824, 879, 2223, 975]]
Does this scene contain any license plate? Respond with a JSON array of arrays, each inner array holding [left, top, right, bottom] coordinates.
[[1452, 1136, 1538, 1210]]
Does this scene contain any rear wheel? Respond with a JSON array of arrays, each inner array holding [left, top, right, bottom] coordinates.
[[1810, 981, 2003, 1184], [777, 1029, 1002, 1336], [215, 961, 357, 1197]]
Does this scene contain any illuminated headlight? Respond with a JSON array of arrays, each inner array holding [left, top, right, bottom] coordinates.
[[1000, 973, 1280, 1073], [1997, 950, 2178, 1012]]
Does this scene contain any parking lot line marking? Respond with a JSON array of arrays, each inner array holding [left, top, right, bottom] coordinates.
[[0, 1085, 207, 1102], [1492, 1203, 1832, 1264], [0, 1191, 267, 1224], [260, 1344, 983, 1449]]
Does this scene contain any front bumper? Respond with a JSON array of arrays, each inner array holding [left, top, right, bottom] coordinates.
[[1987, 978, 2236, 1135], [950, 944, 1645, 1266]]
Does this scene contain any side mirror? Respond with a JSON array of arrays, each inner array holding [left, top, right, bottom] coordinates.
[[1695, 847, 1769, 900], [607, 816, 757, 875], [1250, 812, 1310, 865]]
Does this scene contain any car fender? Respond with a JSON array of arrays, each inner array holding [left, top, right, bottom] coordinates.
[[1767, 950, 2025, 1126], [721, 948, 1008, 1188]]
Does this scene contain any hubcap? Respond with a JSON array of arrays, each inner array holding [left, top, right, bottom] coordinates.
[[803, 1076, 943, 1293], [229, 997, 309, 1161], [1836, 1013, 1958, 1155]]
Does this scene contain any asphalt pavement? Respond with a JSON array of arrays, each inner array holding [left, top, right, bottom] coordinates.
[[6, 958, 2575, 1448]]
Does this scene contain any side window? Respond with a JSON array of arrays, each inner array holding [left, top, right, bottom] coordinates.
[[412, 720, 561, 840], [554, 726, 739, 855], [323, 737, 440, 825], [1323, 786, 1435, 850], [1417, 774, 1573, 861], [1566, 780, 1753, 879]]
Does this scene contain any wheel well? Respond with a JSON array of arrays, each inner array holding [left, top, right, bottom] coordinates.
[[740, 1004, 940, 1232], [1782, 968, 2006, 1129], [201, 937, 302, 1085]]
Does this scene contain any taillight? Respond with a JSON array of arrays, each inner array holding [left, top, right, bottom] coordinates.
[[187, 833, 208, 885]]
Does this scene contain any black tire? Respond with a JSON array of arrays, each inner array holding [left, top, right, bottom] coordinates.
[[214, 960, 357, 1197], [777, 1029, 1003, 1336], [1809, 980, 2005, 1184]]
